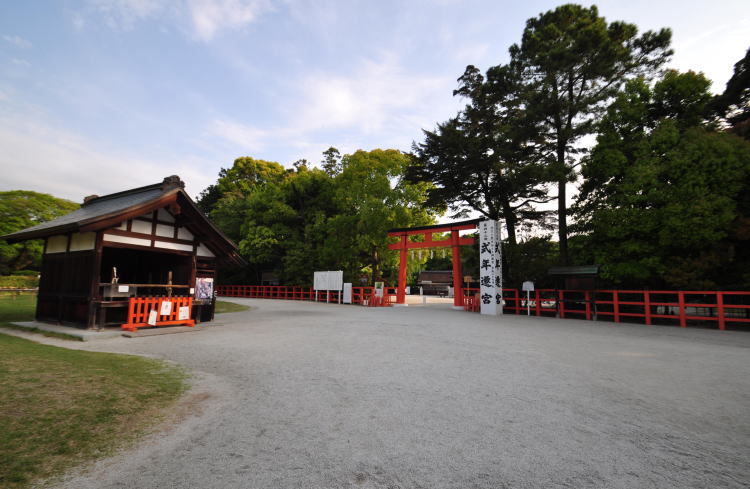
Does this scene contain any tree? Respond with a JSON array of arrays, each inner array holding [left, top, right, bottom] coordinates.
[[710, 46, 750, 139], [202, 157, 288, 241], [410, 64, 552, 246], [197, 149, 439, 286], [332, 149, 439, 283], [511, 4, 672, 262], [574, 71, 750, 288], [321, 147, 342, 176], [0, 191, 79, 274]]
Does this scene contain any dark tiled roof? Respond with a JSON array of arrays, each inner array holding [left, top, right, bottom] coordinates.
[[1, 183, 167, 241], [548, 265, 599, 276]]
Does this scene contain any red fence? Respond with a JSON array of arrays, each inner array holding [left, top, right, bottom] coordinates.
[[462, 288, 750, 330], [121, 296, 195, 331], [217, 285, 750, 330], [216, 285, 397, 307]]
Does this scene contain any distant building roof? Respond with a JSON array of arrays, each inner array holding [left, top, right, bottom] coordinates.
[[547, 265, 599, 276], [1, 175, 244, 266]]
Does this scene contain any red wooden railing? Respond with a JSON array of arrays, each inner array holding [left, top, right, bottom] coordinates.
[[216, 285, 750, 329], [121, 296, 195, 331], [216, 285, 396, 307]]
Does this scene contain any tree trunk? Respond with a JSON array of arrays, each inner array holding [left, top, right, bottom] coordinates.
[[501, 204, 518, 246], [558, 179, 568, 264]]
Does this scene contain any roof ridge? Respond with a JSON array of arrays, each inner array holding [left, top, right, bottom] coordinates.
[[82, 182, 163, 206]]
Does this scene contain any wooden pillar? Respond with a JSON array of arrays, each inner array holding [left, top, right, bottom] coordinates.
[[451, 230, 463, 308], [396, 234, 408, 304]]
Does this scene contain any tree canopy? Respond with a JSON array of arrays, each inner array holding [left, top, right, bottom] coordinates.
[[574, 71, 750, 289], [0, 191, 79, 274], [410, 64, 552, 246], [200, 149, 440, 286], [510, 3, 673, 263]]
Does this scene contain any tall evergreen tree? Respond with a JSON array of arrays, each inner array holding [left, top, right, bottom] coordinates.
[[510, 4, 672, 262]]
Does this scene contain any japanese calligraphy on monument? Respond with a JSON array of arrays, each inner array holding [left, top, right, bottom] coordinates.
[[479, 219, 502, 315]]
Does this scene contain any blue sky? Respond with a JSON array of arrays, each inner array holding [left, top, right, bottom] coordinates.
[[1, 0, 748, 202]]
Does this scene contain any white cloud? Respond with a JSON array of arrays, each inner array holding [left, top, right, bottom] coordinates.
[[200, 52, 464, 168], [2, 34, 32, 48], [10, 58, 31, 67], [81, 0, 270, 41], [188, 0, 271, 41], [291, 52, 457, 135], [87, 0, 168, 29], [0, 114, 215, 201], [210, 119, 269, 150]]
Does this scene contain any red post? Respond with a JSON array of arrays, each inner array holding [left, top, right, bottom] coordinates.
[[613, 291, 620, 323], [678, 291, 687, 327], [644, 291, 651, 325], [558, 290, 565, 318], [396, 234, 408, 304], [535, 290, 541, 316], [451, 230, 463, 308], [585, 291, 591, 320], [717, 292, 726, 331]]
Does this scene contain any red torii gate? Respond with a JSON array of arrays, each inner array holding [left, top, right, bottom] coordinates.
[[388, 218, 481, 307]]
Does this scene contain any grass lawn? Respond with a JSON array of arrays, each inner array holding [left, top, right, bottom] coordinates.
[[0, 293, 188, 488], [215, 300, 250, 314]]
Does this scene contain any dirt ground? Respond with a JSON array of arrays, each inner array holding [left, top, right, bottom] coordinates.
[[32, 299, 750, 489]]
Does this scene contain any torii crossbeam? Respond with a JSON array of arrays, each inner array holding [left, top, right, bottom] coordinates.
[[388, 218, 481, 307]]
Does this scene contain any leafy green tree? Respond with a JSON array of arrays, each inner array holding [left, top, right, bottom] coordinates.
[[203, 157, 288, 241], [511, 3, 672, 262], [201, 149, 439, 286], [411, 64, 552, 246], [710, 46, 750, 140], [321, 147, 342, 176], [574, 71, 750, 288], [0, 191, 79, 274], [331, 149, 439, 283]]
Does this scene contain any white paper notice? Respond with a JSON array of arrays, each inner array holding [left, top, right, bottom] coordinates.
[[160, 301, 172, 316], [178, 306, 190, 320], [147, 309, 158, 326], [117, 285, 129, 293]]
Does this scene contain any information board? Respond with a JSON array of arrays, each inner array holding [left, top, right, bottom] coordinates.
[[313, 270, 344, 291]]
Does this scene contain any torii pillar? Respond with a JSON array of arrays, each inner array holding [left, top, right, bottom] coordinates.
[[388, 219, 479, 307]]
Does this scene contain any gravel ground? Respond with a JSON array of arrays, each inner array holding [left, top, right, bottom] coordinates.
[[40, 299, 750, 489]]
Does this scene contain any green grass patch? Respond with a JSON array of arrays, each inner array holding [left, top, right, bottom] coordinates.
[[0, 293, 37, 322], [0, 293, 80, 341], [0, 292, 188, 488], [0, 275, 39, 289], [214, 300, 250, 314]]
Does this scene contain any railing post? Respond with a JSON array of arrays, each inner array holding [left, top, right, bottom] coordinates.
[[678, 291, 687, 327], [717, 292, 726, 331], [558, 290, 564, 319], [644, 291, 651, 325], [585, 291, 591, 320], [613, 291, 620, 323]]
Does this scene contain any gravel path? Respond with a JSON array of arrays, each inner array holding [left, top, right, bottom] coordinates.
[[45, 299, 750, 489]]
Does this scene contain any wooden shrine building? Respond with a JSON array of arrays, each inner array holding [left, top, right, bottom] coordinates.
[[1, 176, 244, 329]]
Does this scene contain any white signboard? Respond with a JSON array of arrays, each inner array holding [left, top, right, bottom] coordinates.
[[479, 219, 503, 315], [160, 301, 172, 316], [147, 309, 158, 326], [117, 285, 129, 293], [313, 270, 344, 291], [178, 306, 190, 320], [343, 283, 352, 304], [522, 281, 535, 292]]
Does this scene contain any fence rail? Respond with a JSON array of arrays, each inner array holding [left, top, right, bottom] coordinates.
[[461, 288, 750, 330], [218, 285, 750, 329], [216, 285, 396, 307]]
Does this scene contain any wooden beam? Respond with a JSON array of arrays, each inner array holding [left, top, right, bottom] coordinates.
[[388, 237, 475, 250]]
